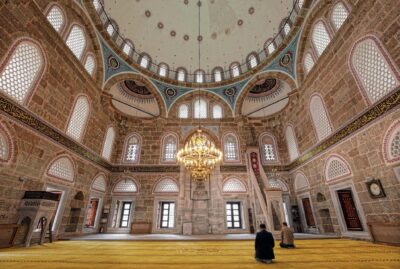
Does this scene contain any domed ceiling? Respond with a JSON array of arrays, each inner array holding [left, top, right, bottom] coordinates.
[[103, 0, 294, 72]]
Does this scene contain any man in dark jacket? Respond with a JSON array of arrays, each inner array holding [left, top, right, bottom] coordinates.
[[255, 223, 275, 263]]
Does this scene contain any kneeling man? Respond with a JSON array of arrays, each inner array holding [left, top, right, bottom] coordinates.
[[280, 222, 295, 248], [255, 224, 275, 263]]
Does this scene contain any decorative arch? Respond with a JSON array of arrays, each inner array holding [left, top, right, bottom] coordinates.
[[0, 37, 46, 105], [269, 178, 289, 192], [160, 132, 179, 164], [122, 132, 142, 164], [0, 122, 13, 164], [349, 34, 400, 105], [91, 173, 107, 192], [44, 2, 67, 34], [382, 120, 400, 165], [222, 132, 241, 163], [259, 132, 279, 164], [46, 154, 75, 183], [285, 124, 300, 162], [112, 178, 138, 194], [309, 93, 333, 141], [294, 171, 310, 192], [222, 178, 247, 193], [324, 154, 353, 182], [153, 178, 179, 194], [102, 73, 167, 117]]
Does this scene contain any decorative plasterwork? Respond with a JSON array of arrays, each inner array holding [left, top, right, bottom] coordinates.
[[181, 125, 219, 138]]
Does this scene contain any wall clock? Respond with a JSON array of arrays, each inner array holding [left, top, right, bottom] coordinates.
[[366, 179, 386, 198]]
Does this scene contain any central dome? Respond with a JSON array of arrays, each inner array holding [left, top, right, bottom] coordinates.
[[103, 0, 294, 74]]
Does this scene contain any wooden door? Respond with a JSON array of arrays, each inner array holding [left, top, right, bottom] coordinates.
[[337, 190, 363, 231], [302, 197, 316, 227]]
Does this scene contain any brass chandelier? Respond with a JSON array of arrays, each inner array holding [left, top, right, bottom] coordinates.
[[177, 1, 223, 181]]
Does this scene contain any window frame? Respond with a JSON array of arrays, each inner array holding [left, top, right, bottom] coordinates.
[[44, 3, 67, 35], [223, 132, 241, 163], [259, 132, 280, 164], [160, 133, 179, 164], [119, 201, 132, 228], [65, 94, 91, 142], [225, 201, 243, 229], [65, 23, 87, 61], [159, 201, 176, 229], [122, 133, 142, 164]]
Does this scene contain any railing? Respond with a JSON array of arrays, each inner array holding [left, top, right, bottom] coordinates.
[[93, 0, 306, 84]]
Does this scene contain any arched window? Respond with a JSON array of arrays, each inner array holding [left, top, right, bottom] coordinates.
[[122, 40, 134, 56], [0, 124, 12, 163], [325, 155, 352, 182], [162, 133, 178, 163], [101, 127, 115, 161], [259, 133, 279, 164], [312, 21, 331, 57], [66, 25, 86, 60], [46, 156, 74, 182], [304, 52, 315, 74], [154, 178, 179, 193], [139, 54, 150, 69], [45, 5, 65, 33], [92, 174, 107, 192], [309, 95, 332, 141], [123, 133, 141, 163], [285, 125, 299, 161], [223, 133, 240, 162], [176, 68, 186, 82], [382, 120, 400, 165], [223, 178, 246, 193], [247, 53, 258, 69], [84, 54, 95, 76], [331, 2, 349, 31], [92, 0, 101, 11], [298, 0, 304, 8], [178, 104, 189, 119], [265, 39, 275, 55], [0, 40, 44, 104], [66, 95, 90, 141], [212, 104, 222, 119], [106, 20, 118, 37], [269, 178, 288, 191], [350, 36, 400, 104], [113, 178, 138, 193], [213, 67, 223, 82], [194, 98, 207, 119], [283, 23, 291, 36], [294, 172, 309, 192], [195, 70, 205, 83], [230, 62, 240, 78], [158, 63, 168, 77]]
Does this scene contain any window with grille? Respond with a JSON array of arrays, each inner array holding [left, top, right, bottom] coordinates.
[[106, 23, 115, 36], [119, 201, 132, 228], [212, 105, 222, 119], [154, 179, 179, 193], [113, 179, 137, 193], [226, 202, 243, 229], [177, 69, 186, 81], [286, 126, 299, 161], [310, 95, 332, 141], [66, 96, 90, 141], [331, 2, 349, 31], [122, 42, 133, 56], [294, 173, 310, 191], [351, 37, 399, 103], [47, 157, 74, 182], [224, 134, 239, 161], [214, 69, 222, 82], [178, 104, 189, 119], [92, 175, 106, 192], [267, 42, 275, 54], [125, 135, 140, 162], [223, 178, 246, 193], [92, 0, 101, 11], [160, 202, 175, 228], [46, 5, 64, 33], [66, 25, 86, 60], [195, 70, 204, 83], [325, 156, 351, 181], [390, 130, 400, 161], [263, 144, 276, 161], [84, 55, 95, 76], [0, 131, 9, 161], [248, 54, 258, 68], [260, 133, 279, 163], [140, 55, 149, 68], [283, 23, 291, 36], [231, 63, 240, 77], [194, 98, 207, 119], [163, 134, 177, 162], [0, 41, 44, 104], [159, 64, 167, 77], [312, 21, 331, 57], [304, 53, 315, 73], [101, 127, 115, 161]]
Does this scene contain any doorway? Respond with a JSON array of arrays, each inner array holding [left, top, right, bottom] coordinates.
[[302, 197, 316, 227], [337, 189, 363, 231]]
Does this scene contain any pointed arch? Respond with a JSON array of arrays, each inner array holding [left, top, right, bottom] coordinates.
[[0, 38, 46, 104], [349, 34, 400, 105], [312, 20, 332, 57], [101, 126, 116, 161], [223, 132, 240, 163], [222, 178, 247, 193], [285, 124, 300, 162], [0, 122, 13, 164], [122, 132, 142, 164], [113, 177, 138, 194], [44, 3, 67, 34], [294, 171, 310, 192], [153, 178, 179, 194], [46, 155, 75, 182], [259, 132, 279, 164], [324, 154, 353, 182], [91, 173, 107, 192], [309, 94, 333, 141], [65, 24, 87, 60], [161, 132, 178, 163], [330, 1, 350, 31], [66, 95, 90, 141], [382, 120, 400, 165]]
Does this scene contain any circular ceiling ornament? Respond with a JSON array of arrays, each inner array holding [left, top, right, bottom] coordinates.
[[237, 20, 243, 26], [184, 0, 189, 4], [224, 87, 236, 97], [145, 10, 151, 17], [249, 7, 255, 14], [170, 30, 176, 37], [120, 80, 153, 99], [248, 78, 280, 97], [157, 22, 164, 29], [107, 56, 120, 70], [164, 88, 177, 99], [197, 35, 203, 42], [183, 34, 189, 41]]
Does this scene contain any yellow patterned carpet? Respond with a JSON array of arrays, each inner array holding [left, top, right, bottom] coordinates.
[[0, 239, 399, 269]]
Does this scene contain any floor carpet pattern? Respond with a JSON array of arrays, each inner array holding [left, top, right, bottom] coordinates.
[[0, 239, 399, 269]]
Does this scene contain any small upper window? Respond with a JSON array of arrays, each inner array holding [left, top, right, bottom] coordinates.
[[46, 5, 65, 33], [230, 63, 240, 78], [224, 133, 239, 162], [283, 23, 291, 36], [212, 104, 222, 119], [101, 127, 116, 161], [177, 68, 186, 82], [84, 55, 95, 76], [304, 52, 315, 74], [124, 134, 141, 163], [178, 104, 189, 119], [195, 70, 204, 83], [66, 25, 86, 60], [139, 54, 150, 68], [122, 41, 134, 56], [247, 53, 258, 69], [194, 98, 207, 119], [312, 21, 331, 57], [331, 2, 349, 31], [158, 63, 168, 77], [213, 68, 223, 82], [162, 134, 178, 162], [265, 40, 275, 55], [92, 0, 101, 11]]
